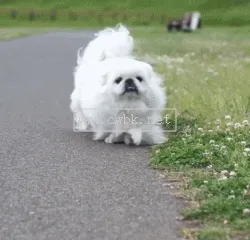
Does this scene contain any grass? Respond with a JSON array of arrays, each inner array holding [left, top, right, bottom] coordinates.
[[0, 0, 250, 26], [0, 27, 53, 40], [131, 26, 250, 239]]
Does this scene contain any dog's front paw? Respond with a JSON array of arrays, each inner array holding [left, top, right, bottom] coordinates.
[[128, 129, 142, 146], [73, 114, 89, 132], [105, 133, 116, 144], [124, 133, 132, 145], [93, 131, 108, 141]]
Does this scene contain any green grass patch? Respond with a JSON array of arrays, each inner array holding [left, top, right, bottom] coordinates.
[[0, 27, 53, 40], [132, 26, 250, 239], [0, 0, 250, 26]]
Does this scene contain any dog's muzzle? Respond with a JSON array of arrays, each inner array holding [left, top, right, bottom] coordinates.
[[124, 78, 138, 94]]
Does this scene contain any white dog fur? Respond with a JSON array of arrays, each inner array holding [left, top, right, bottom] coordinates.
[[70, 24, 167, 145]]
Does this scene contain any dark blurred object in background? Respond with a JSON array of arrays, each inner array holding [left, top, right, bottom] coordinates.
[[168, 12, 201, 32]]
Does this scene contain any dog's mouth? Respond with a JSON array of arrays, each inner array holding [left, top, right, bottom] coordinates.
[[123, 79, 139, 94]]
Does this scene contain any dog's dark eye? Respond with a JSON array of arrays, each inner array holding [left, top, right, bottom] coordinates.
[[115, 77, 122, 84], [136, 76, 143, 82]]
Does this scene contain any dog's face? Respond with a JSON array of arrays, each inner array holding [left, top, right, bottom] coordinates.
[[101, 58, 157, 99]]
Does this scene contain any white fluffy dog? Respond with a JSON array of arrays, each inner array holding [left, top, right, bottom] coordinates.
[[70, 24, 167, 145]]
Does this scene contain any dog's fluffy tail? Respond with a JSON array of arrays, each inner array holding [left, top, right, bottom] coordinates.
[[77, 24, 134, 65]]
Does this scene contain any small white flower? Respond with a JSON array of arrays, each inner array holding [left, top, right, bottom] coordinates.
[[226, 122, 234, 127], [243, 152, 248, 157], [244, 148, 250, 152], [203, 180, 208, 184], [209, 140, 215, 144], [226, 137, 233, 141], [234, 163, 239, 168], [203, 151, 210, 156], [228, 195, 235, 199], [207, 165, 213, 169], [243, 189, 248, 195], [234, 123, 242, 129], [208, 130, 213, 133], [197, 127, 204, 132], [182, 138, 186, 141], [240, 141, 247, 146], [216, 126, 220, 130], [215, 119, 221, 125], [229, 171, 236, 177], [243, 208, 250, 216], [221, 170, 228, 175], [220, 146, 227, 151], [225, 115, 231, 120], [242, 120, 249, 126], [218, 176, 228, 181]]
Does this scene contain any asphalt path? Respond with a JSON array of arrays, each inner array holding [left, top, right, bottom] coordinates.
[[0, 31, 184, 240]]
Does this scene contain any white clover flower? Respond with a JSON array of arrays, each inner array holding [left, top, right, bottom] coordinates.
[[234, 163, 239, 168], [226, 122, 234, 127], [225, 115, 231, 120], [243, 189, 248, 195], [226, 137, 233, 141], [182, 138, 186, 141], [243, 209, 250, 216], [244, 148, 250, 152], [203, 180, 208, 184], [197, 127, 204, 132], [242, 120, 249, 126], [208, 130, 213, 133], [218, 176, 228, 181], [229, 171, 236, 177], [240, 141, 247, 146], [207, 165, 213, 169], [228, 195, 235, 199], [216, 126, 220, 130], [209, 140, 215, 144], [234, 123, 242, 129], [221, 170, 228, 175], [220, 146, 227, 151], [215, 119, 221, 125], [243, 152, 248, 157]]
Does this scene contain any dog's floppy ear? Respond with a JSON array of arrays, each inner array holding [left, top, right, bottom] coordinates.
[[100, 71, 108, 86], [145, 63, 164, 86]]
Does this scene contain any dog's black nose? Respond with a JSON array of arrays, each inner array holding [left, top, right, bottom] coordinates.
[[124, 78, 138, 94], [125, 78, 134, 86]]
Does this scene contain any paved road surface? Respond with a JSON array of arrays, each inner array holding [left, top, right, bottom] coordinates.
[[0, 31, 184, 240]]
